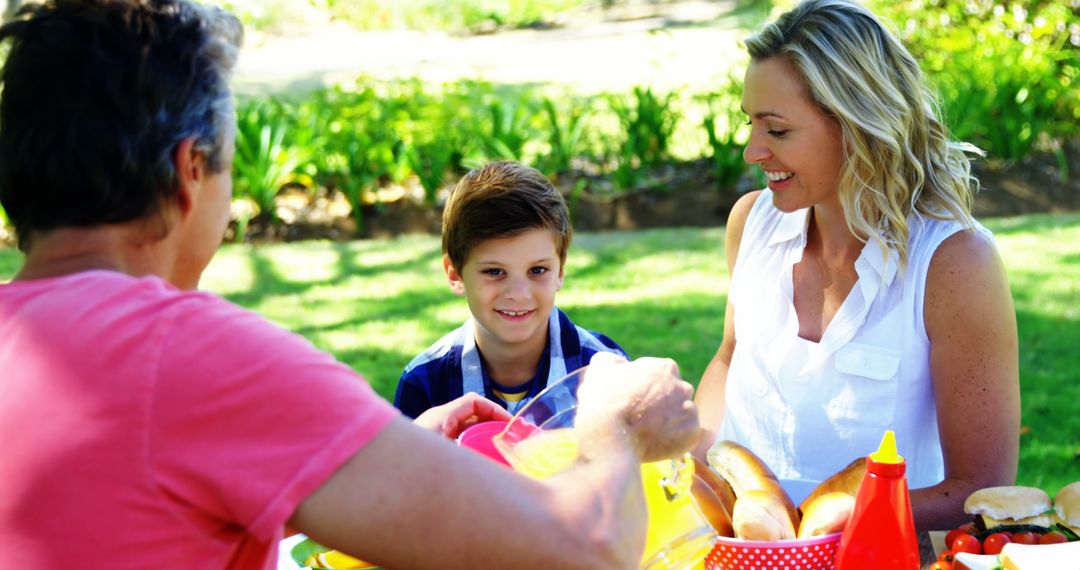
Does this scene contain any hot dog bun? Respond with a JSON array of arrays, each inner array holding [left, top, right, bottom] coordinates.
[[797, 491, 854, 538], [732, 489, 797, 540], [693, 456, 737, 518], [692, 473, 734, 537], [798, 457, 865, 514], [707, 440, 800, 535]]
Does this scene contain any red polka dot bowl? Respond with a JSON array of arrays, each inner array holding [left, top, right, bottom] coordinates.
[[704, 532, 841, 570]]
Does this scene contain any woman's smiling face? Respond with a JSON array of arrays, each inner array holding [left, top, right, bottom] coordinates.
[[741, 56, 846, 213]]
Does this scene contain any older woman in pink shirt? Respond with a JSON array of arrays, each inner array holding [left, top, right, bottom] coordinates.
[[0, 1, 699, 568]]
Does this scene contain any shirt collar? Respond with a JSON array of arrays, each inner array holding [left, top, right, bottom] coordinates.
[[858, 238, 900, 290], [767, 207, 811, 248], [766, 206, 899, 288]]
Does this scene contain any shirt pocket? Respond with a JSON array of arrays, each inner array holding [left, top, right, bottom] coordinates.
[[827, 342, 903, 429], [834, 342, 902, 380]]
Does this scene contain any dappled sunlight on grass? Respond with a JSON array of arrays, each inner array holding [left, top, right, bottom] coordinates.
[[984, 214, 1080, 491], [993, 215, 1080, 321], [262, 246, 352, 284], [429, 301, 472, 325], [200, 247, 257, 295], [560, 270, 722, 307]]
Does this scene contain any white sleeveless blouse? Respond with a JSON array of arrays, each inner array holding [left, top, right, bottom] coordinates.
[[718, 189, 988, 489]]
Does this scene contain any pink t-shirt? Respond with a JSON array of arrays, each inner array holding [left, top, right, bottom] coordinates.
[[0, 271, 398, 569]]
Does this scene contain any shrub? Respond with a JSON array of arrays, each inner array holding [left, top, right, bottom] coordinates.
[[610, 86, 680, 168], [699, 76, 751, 193], [874, 0, 1080, 163], [233, 98, 300, 228], [538, 95, 592, 179], [607, 86, 680, 190]]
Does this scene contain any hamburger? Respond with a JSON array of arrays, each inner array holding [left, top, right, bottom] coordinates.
[[1054, 481, 1080, 539], [963, 486, 1054, 532]]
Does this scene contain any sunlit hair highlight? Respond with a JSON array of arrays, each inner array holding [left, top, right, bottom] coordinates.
[[745, 0, 981, 268]]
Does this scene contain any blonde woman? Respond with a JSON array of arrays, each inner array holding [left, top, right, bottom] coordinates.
[[693, 0, 1019, 531]]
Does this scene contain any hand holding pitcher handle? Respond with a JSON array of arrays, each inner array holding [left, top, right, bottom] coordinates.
[[576, 353, 700, 464]]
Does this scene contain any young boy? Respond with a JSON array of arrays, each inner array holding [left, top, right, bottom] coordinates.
[[394, 161, 628, 418]]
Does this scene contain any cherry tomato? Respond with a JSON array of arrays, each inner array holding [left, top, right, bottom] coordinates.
[[1039, 531, 1068, 544], [1011, 531, 1038, 545], [952, 533, 983, 555], [945, 528, 972, 550], [929, 562, 953, 570], [983, 532, 1011, 555], [938, 550, 956, 563]]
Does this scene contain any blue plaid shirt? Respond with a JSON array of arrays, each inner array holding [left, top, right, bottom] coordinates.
[[394, 307, 627, 418]]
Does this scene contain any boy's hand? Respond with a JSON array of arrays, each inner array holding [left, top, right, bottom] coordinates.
[[413, 393, 513, 440], [576, 353, 700, 463]]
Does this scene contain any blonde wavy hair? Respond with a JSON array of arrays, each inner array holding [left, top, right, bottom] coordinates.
[[745, 0, 981, 268]]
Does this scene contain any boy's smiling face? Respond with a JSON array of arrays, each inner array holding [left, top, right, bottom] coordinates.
[[445, 227, 565, 355]]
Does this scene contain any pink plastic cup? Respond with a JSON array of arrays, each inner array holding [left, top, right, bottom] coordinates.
[[457, 421, 513, 467]]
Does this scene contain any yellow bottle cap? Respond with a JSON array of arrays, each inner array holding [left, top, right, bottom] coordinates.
[[869, 430, 903, 464]]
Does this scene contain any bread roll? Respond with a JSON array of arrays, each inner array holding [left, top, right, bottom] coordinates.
[[797, 491, 854, 538], [1054, 481, 1080, 535], [707, 440, 800, 534], [732, 489, 797, 540], [798, 457, 865, 514], [691, 473, 734, 537], [693, 456, 736, 518]]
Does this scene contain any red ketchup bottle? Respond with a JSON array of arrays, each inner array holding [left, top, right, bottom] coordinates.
[[834, 430, 920, 570]]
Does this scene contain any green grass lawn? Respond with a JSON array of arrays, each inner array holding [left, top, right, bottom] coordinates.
[[1, 213, 1077, 492]]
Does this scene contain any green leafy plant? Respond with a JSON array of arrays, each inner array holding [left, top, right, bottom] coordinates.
[[610, 132, 643, 191], [480, 98, 535, 161], [875, 0, 1079, 166], [232, 98, 300, 231], [565, 176, 589, 221], [703, 113, 746, 193], [610, 86, 679, 168], [407, 138, 457, 206], [605, 86, 679, 191], [539, 96, 591, 178], [700, 77, 751, 193]]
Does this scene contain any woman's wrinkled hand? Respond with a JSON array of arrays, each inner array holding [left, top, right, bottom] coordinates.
[[576, 353, 700, 463]]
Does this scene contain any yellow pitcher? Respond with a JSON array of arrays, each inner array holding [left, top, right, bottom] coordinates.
[[495, 367, 717, 569]]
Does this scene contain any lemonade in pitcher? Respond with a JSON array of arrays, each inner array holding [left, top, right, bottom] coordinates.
[[503, 428, 715, 569]]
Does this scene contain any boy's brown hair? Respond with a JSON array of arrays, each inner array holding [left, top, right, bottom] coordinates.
[[442, 161, 572, 272]]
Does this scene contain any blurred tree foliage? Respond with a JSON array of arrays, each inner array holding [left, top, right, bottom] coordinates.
[[871, 0, 1079, 162]]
